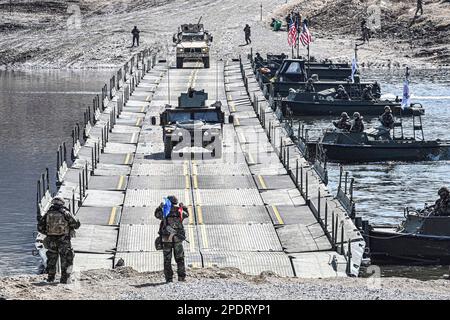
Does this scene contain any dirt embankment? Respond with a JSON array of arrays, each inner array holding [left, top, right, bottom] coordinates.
[[1, 0, 450, 69], [275, 0, 450, 66], [1, 267, 450, 300]]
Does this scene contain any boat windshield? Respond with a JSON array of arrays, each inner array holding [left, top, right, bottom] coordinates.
[[285, 62, 302, 74]]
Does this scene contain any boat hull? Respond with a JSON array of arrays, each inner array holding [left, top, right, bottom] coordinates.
[[321, 143, 450, 163], [368, 228, 450, 265]]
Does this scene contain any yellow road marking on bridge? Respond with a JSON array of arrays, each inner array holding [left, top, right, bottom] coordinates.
[[247, 152, 255, 165], [188, 226, 195, 251], [200, 224, 209, 249], [193, 175, 198, 189], [258, 175, 267, 190], [124, 153, 131, 165], [188, 205, 194, 225], [192, 163, 198, 175], [235, 117, 240, 126], [141, 105, 147, 112], [145, 95, 151, 102], [196, 205, 204, 224], [108, 207, 117, 225], [185, 175, 190, 189], [239, 132, 246, 143], [195, 188, 202, 205], [135, 118, 142, 126], [117, 175, 125, 190], [272, 205, 284, 225], [131, 132, 137, 144]]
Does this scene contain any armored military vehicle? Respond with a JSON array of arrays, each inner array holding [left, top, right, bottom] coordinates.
[[152, 89, 230, 159], [173, 18, 213, 69]]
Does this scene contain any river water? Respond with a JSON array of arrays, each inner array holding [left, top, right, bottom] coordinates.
[[291, 68, 450, 279], [0, 69, 111, 276], [0, 67, 449, 279]]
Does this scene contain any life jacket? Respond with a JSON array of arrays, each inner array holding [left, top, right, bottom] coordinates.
[[46, 209, 70, 236]]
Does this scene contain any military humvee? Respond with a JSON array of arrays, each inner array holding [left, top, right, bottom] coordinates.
[[173, 18, 213, 69], [152, 89, 231, 159]]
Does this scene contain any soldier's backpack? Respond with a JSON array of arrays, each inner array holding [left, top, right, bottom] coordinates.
[[46, 209, 70, 236]]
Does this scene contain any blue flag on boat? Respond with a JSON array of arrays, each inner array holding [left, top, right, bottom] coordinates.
[[351, 58, 358, 83], [401, 79, 410, 109], [162, 197, 172, 218]]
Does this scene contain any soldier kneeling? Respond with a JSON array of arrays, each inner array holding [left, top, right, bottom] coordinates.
[[37, 197, 80, 284]]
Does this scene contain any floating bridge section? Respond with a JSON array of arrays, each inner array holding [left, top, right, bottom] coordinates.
[[36, 51, 365, 278]]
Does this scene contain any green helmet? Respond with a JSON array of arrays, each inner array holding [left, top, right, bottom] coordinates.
[[438, 187, 449, 196], [51, 197, 65, 206], [353, 112, 361, 118], [168, 195, 178, 204]]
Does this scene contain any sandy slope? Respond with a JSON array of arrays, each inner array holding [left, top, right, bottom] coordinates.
[[1, 0, 449, 69], [1, 267, 450, 300]]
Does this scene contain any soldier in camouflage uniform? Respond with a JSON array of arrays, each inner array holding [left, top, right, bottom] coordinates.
[[380, 106, 395, 129], [350, 112, 364, 133], [37, 197, 80, 284], [433, 187, 450, 217], [155, 196, 189, 283]]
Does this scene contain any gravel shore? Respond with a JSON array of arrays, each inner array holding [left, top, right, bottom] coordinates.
[[1, 267, 450, 300], [1, 0, 449, 69]]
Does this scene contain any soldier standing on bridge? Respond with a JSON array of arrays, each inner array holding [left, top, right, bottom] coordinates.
[[155, 196, 189, 283], [131, 26, 140, 47], [244, 24, 252, 45], [38, 197, 80, 284]]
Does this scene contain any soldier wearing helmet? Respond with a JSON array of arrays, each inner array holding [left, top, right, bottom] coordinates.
[[335, 85, 350, 100], [37, 197, 80, 284], [333, 112, 351, 131], [350, 112, 364, 133], [361, 84, 375, 101], [155, 195, 189, 283], [433, 187, 450, 216], [305, 78, 315, 92], [380, 106, 395, 129]]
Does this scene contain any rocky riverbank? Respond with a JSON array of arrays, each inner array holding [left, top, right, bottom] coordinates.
[[1, 0, 449, 69], [1, 267, 450, 300]]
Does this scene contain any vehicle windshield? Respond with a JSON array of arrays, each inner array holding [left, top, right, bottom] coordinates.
[[167, 112, 191, 122], [167, 111, 220, 123], [193, 112, 219, 122], [182, 34, 205, 41]]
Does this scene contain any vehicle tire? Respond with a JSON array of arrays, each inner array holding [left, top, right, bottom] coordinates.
[[203, 57, 210, 69], [176, 58, 183, 69], [164, 140, 172, 159]]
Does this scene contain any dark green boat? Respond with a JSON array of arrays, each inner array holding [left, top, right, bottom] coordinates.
[[318, 125, 450, 163], [280, 88, 424, 117]]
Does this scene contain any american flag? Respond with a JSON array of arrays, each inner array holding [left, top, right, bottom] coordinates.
[[299, 22, 312, 46], [287, 19, 297, 47]]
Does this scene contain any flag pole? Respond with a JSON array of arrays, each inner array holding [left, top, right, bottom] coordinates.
[[307, 44, 310, 76], [296, 16, 301, 59]]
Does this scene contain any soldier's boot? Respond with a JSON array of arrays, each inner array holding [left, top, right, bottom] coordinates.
[[178, 276, 186, 282], [60, 273, 70, 284], [47, 274, 56, 283]]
